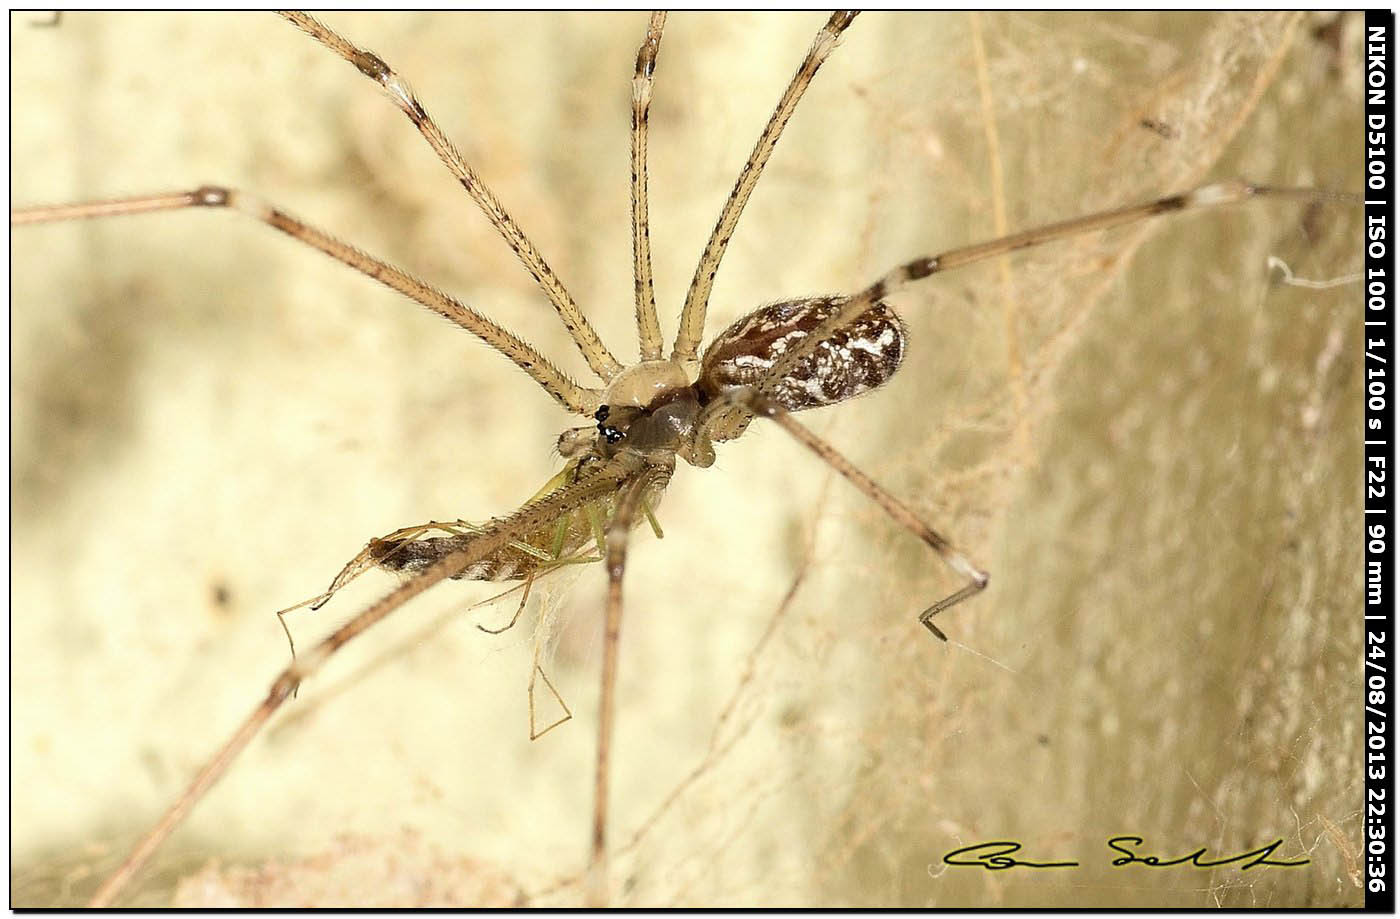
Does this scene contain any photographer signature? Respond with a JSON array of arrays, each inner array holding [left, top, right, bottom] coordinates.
[[935, 837, 1309, 873]]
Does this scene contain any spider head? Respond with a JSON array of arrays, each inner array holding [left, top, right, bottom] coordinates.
[[571, 359, 709, 465]]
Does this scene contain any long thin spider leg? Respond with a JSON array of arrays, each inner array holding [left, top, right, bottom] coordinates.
[[751, 181, 1361, 402], [589, 470, 658, 906], [86, 458, 641, 908], [671, 11, 857, 363], [631, 11, 666, 361], [730, 390, 986, 639], [14, 186, 602, 415], [10, 191, 208, 223], [279, 11, 624, 382]]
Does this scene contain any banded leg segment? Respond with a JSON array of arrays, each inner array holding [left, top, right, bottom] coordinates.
[[14, 185, 601, 415], [280, 11, 624, 382], [672, 11, 858, 363], [753, 181, 1359, 401], [631, 12, 667, 361], [731, 390, 987, 639]]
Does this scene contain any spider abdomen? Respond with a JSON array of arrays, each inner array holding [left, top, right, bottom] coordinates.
[[698, 296, 906, 412]]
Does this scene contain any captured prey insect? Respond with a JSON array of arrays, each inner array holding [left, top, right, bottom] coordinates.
[[12, 12, 1362, 908]]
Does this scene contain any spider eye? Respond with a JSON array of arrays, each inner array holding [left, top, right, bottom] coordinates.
[[595, 404, 623, 443]]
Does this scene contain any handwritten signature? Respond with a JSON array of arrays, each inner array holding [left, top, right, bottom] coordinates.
[[936, 837, 1309, 874]]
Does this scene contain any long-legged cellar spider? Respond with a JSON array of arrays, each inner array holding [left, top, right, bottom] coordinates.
[[13, 12, 1364, 908]]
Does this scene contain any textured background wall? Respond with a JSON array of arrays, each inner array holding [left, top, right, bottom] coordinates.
[[12, 12, 1362, 906]]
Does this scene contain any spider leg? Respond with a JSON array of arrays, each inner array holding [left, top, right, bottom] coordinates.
[[672, 11, 858, 362], [631, 12, 667, 361], [754, 181, 1361, 395], [279, 12, 624, 381], [11, 187, 601, 414], [729, 389, 987, 640], [589, 469, 662, 905]]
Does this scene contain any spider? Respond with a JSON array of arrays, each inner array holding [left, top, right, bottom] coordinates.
[[12, 12, 1362, 908]]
